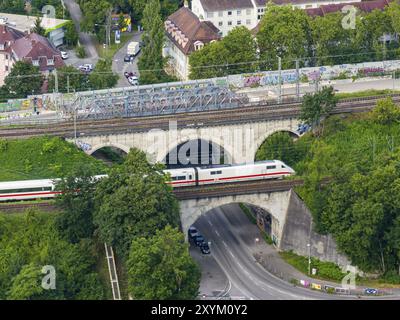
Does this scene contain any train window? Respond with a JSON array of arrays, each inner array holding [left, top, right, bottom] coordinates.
[[281, 165, 286, 168], [189, 175, 193, 180], [171, 176, 186, 181], [210, 170, 222, 175], [266, 165, 276, 170], [0, 186, 52, 194]]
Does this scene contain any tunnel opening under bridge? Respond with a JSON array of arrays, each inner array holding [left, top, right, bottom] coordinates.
[[163, 139, 232, 169], [91, 146, 128, 166]]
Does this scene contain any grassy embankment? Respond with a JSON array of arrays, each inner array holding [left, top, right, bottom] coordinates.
[[0, 136, 107, 181]]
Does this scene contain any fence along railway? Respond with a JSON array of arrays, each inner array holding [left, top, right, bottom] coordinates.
[[1, 94, 400, 139]]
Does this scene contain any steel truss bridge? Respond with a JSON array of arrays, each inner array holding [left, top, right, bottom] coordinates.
[[62, 79, 249, 120]]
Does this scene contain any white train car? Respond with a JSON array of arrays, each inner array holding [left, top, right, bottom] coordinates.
[[0, 179, 60, 201], [0, 161, 295, 201], [196, 160, 294, 186], [164, 168, 196, 187]]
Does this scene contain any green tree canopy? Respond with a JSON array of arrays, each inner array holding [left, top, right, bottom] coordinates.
[[370, 97, 400, 125], [256, 5, 312, 70], [48, 65, 89, 93], [93, 148, 180, 258], [0, 211, 105, 299], [300, 86, 338, 131], [55, 165, 101, 243], [31, 16, 45, 36], [2, 61, 43, 98], [137, 0, 167, 84], [189, 26, 258, 79], [88, 59, 119, 90], [127, 225, 200, 299]]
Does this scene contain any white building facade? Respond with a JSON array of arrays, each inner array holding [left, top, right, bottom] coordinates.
[[191, 0, 361, 36]]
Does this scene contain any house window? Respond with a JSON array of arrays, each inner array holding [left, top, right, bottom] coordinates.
[[207, 12, 214, 18], [218, 11, 223, 17], [194, 41, 204, 51], [228, 11, 232, 16], [47, 58, 54, 65], [246, 19, 251, 25], [258, 15, 262, 20], [218, 21, 223, 26], [227, 21, 232, 26], [32, 60, 39, 66], [237, 10, 241, 15], [237, 20, 241, 25], [246, 9, 251, 15], [5, 66, 8, 71]]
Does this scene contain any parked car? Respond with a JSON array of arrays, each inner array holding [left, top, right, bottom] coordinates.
[[124, 54, 133, 62], [200, 242, 210, 254], [194, 235, 206, 247], [60, 51, 68, 59], [128, 76, 138, 86], [188, 226, 199, 241], [364, 288, 378, 295], [78, 63, 93, 73], [124, 71, 136, 79]]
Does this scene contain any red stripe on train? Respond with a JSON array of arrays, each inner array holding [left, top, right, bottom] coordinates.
[[166, 171, 291, 185], [0, 191, 62, 198]]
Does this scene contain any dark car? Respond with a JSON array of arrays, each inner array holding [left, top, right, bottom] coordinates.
[[124, 71, 135, 78], [200, 242, 210, 254], [188, 226, 199, 241], [194, 235, 206, 247]]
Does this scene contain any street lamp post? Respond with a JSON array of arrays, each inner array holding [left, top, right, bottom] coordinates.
[[307, 243, 311, 275], [277, 56, 282, 104]]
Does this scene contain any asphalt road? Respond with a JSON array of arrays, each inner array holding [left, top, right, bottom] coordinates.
[[192, 204, 358, 300], [112, 32, 143, 87], [63, 0, 99, 61]]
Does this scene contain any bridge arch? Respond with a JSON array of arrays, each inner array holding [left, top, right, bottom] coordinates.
[[162, 138, 233, 168], [87, 143, 131, 156], [179, 191, 292, 247]]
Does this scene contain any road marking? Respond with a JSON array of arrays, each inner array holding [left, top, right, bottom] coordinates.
[[207, 220, 213, 226], [215, 230, 220, 237], [222, 240, 228, 247]]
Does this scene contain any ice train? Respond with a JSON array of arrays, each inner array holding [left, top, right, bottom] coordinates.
[[0, 160, 294, 202]]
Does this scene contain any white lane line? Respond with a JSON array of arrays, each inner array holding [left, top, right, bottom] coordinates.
[[207, 219, 213, 226], [215, 230, 220, 237], [222, 240, 228, 247]]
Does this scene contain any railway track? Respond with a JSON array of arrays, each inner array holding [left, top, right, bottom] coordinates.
[[1, 94, 399, 139], [0, 202, 57, 212], [172, 179, 305, 200]]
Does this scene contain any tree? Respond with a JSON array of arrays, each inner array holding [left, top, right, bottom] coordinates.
[[387, 1, 400, 35], [2, 61, 43, 98], [189, 27, 258, 79], [55, 165, 100, 243], [256, 5, 312, 70], [255, 131, 302, 166], [48, 65, 89, 93], [88, 59, 119, 90], [93, 148, 180, 258], [0, 210, 105, 299], [127, 225, 200, 299], [137, 0, 166, 84], [31, 16, 45, 36], [129, 0, 181, 23], [370, 97, 400, 125], [299, 86, 338, 132], [64, 21, 79, 47], [7, 263, 45, 300]]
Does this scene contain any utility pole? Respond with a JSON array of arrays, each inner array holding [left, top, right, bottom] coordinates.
[[295, 59, 300, 101], [53, 69, 58, 94], [277, 56, 282, 104]]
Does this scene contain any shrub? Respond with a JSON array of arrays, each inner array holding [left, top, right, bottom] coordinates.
[[76, 46, 86, 58]]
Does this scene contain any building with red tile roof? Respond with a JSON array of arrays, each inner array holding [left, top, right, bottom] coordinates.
[[163, 6, 221, 80]]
